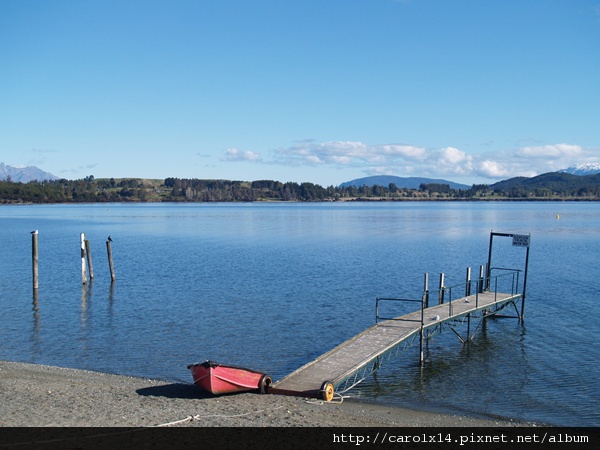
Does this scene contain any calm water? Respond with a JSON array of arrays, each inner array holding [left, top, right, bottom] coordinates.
[[0, 202, 598, 426]]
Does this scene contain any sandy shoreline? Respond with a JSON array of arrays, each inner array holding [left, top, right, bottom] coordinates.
[[0, 360, 538, 428]]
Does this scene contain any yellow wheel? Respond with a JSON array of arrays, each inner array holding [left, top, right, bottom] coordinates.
[[320, 381, 334, 402]]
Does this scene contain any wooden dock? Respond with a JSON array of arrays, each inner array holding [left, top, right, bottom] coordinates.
[[271, 289, 522, 400], [270, 232, 530, 401]]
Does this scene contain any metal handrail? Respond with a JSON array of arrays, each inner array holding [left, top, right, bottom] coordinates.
[[375, 269, 523, 329], [423, 269, 522, 318], [375, 297, 424, 325], [366, 267, 525, 395], [489, 267, 521, 297]]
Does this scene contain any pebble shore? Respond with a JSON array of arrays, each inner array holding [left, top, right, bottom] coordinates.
[[0, 360, 531, 428]]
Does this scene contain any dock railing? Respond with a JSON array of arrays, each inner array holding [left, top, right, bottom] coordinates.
[[489, 267, 521, 299], [375, 296, 424, 325], [368, 267, 525, 377], [376, 268, 522, 326], [428, 268, 521, 318]]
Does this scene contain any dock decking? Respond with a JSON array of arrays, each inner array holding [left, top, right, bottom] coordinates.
[[272, 290, 522, 399]]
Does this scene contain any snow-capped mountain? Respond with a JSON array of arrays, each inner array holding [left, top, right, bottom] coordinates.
[[0, 163, 59, 182], [559, 163, 600, 176]]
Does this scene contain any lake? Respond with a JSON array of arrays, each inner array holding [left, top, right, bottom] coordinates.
[[0, 201, 598, 426]]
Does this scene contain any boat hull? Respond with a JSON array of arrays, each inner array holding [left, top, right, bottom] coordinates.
[[188, 361, 272, 395]]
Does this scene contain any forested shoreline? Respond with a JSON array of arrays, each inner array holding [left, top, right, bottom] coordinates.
[[1, 173, 599, 204]]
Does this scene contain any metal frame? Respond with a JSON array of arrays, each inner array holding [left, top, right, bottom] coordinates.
[[486, 231, 531, 320]]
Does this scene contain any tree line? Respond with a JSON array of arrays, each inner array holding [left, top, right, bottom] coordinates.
[[1, 173, 599, 204]]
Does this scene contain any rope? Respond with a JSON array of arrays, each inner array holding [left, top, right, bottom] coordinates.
[[157, 390, 351, 426], [155, 405, 285, 427], [304, 391, 346, 405]]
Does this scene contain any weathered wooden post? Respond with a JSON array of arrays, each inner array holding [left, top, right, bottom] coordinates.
[[465, 267, 471, 296], [438, 273, 445, 304], [80, 233, 87, 284], [31, 230, 39, 290], [106, 238, 116, 282], [85, 239, 94, 280]]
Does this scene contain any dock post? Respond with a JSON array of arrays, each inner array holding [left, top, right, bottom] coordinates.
[[80, 233, 87, 284], [438, 273, 445, 304], [478, 265, 485, 293], [419, 328, 424, 363], [465, 267, 471, 296], [106, 239, 116, 282], [520, 235, 531, 321], [420, 291, 426, 364], [85, 239, 94, 280], [467, 314, 471, 341], [31, 230, 39, 290], [486, 231, 494, 291], [423, 272, 429, 308]]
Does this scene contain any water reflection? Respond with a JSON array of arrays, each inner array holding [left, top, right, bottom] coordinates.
[[81, 283, 91, 338], [108, 281, 115, 313], [353, 318, 533, 419], [31, 289, 41, 357]]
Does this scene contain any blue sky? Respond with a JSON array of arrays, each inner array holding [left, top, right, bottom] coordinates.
[[1, 0, 599, 186]]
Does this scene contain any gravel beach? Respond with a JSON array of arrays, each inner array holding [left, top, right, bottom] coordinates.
[[0, 360, 532, 428]]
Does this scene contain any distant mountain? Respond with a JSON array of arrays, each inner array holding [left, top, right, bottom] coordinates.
[[559, 163, 600, 176], [339, 175, 471, 190], [0, 163, 59, 182], [490, 171, 600, 192]]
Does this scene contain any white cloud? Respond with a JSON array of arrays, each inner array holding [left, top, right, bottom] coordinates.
[[228, 139, 596, 183], [477, 160, 512, 178], [520, 143, 582, 158], [435, 147, 474, 175], [378, 144, 427, 160], [440, 147, 468, 165], [365, 166, 399, 176], [221, 148, 262, 162], [273, 141, 427, 167], [306, 155, 324, 164]]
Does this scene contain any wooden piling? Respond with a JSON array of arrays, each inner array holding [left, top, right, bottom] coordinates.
[[80, 233, 87, 284], [438, 273, 445, 304], [85, 239, 94, 280], [106, 240, 115, 282], [31, 230, 39, 290]]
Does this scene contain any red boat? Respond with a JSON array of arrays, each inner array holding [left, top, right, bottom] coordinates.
[[188, 360, 272, 395]]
